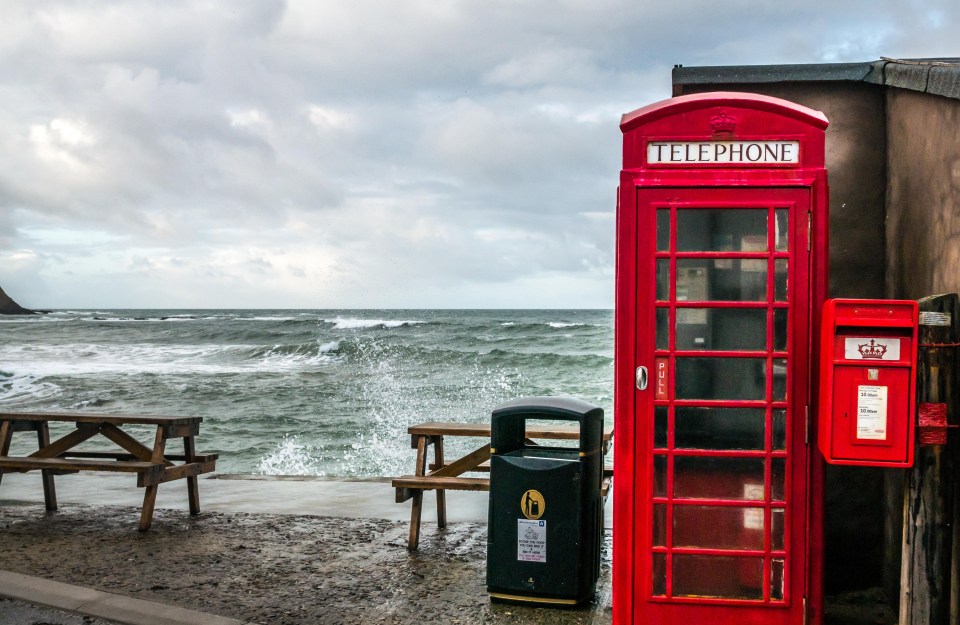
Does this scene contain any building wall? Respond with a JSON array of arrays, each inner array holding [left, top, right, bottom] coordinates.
[[680, 82, 887, 299], [886, 89, 960, 299]]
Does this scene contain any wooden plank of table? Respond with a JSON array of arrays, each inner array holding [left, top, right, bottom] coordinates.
[[183, 436, 200, 514], [0, 420, 11, 455], [0, 420, 11, 487], [0, 412, 203, 426], [37, 422, 57, 511], [434, 435, 446, 529], [393, 476, 491, 492], [138, 459, 215, 487], [10, 420, 40, 433], [0, 457, 159, 473], [408, 421, 614, 441], [428, 444, 491, 478], [59, 451, 218, 463], [99, 423, 166, 463], [138, 427, 167, 532], [407, 435, 429, 550], [29, 426, 100, 459]]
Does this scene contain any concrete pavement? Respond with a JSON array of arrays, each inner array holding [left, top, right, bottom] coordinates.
[[0, 571, 243, 625]]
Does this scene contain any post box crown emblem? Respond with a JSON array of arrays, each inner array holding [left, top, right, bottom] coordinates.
[[857, 339, 888, 359]]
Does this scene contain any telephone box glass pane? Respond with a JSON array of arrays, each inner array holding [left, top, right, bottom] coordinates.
[[773, 358, 787, 401], [652, 553, 667, 596], [775, 208, 789, 251], [673, 505, 765, 550], [772, 409, 787, 450], [771, 457, 786, 502], [654, 406, 668, 449], [674, 407, 765, 450], [771, 559, 785, 601], [675, 357, 766, 400], [775, 259, 788, 301], [673, 555, 764, 600], [774, 308, 788, 351], [657, 260, 670, 301], [772, 508, 785, 550], [656, 308, 668, 350], [657, 209, 671, 251], [653, 504, 667, 546], [654, 455, 667, 497], [676, 209, 767, 252], [674, 457, 765, 500], [676, 259, 766, 301], [676, 308, 766, 351]]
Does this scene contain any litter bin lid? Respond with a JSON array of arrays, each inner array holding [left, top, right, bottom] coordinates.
[[492, 396, 602, 419]]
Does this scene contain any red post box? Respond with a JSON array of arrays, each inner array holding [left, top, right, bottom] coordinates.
[[818, 299, 918, 467], [614, 92, 829, 625]]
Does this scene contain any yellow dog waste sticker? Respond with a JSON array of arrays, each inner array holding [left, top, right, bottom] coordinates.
[[521, 489, 545, 520]]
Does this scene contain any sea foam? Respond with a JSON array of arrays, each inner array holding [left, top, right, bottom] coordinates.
[[324, 318, 423, 330]]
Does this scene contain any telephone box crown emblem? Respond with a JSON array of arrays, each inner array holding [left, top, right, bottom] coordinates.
[[709, 112, 737, 135], [858, 339, 888, 359]]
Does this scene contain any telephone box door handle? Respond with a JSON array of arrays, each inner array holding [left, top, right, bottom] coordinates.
[[636, 366, 648, 390]]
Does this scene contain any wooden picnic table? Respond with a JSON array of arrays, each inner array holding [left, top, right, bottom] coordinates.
[[392, 421, 614, 550], [0, 411, 218, 531]]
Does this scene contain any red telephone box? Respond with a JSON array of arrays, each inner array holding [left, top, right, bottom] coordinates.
[[614, 92, 829, 625], [818, 298, 918, 467]]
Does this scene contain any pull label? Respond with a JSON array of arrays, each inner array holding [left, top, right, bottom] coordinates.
[[655, 358, 669, 401]]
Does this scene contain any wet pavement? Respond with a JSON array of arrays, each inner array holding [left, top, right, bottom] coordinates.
[[0, 473, 612, 625]]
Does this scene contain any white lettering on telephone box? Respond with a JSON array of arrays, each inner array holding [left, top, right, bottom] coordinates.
[[647, 141, 800, 164]]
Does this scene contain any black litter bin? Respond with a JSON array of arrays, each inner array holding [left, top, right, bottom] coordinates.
[[486, 396, 604, 606]]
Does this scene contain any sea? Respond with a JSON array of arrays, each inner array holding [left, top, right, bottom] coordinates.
[[0, 310, 613, 477]]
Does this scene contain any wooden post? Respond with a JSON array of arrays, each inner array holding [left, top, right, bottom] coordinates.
[[900, 293, 960, 625]]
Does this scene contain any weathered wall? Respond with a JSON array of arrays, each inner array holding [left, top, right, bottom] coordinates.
[[885, 89, 960, 299], [881, 89, 960, 605], [680, 81, 888, 299]]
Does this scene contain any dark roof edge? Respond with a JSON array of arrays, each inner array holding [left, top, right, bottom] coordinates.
[[673, 58, 960, 100]]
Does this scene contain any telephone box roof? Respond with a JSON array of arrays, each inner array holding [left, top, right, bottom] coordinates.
[[620, 91, 829, 133]]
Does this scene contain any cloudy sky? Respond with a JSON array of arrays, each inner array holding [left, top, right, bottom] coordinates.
[[1, 1, 957, 309]]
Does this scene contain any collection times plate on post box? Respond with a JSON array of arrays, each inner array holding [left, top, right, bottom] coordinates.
[[817, 299, 919, 467]]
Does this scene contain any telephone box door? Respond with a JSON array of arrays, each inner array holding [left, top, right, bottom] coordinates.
[[629, 186, 811, 624]]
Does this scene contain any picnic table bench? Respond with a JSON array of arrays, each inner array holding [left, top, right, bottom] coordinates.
[[392, 421, 613, 550], [0, 412, 218, 531]]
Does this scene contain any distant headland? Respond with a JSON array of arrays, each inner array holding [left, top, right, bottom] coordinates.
[[0, 285, 41, 315]]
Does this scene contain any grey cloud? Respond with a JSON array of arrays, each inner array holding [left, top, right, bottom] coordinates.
[[0, 0, 957, 308]]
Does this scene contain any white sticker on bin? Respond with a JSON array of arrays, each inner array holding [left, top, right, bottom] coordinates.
[[517, 519, 547, 563]]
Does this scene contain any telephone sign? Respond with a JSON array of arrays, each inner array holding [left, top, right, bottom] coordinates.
[[614, 92, 829, 625]]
